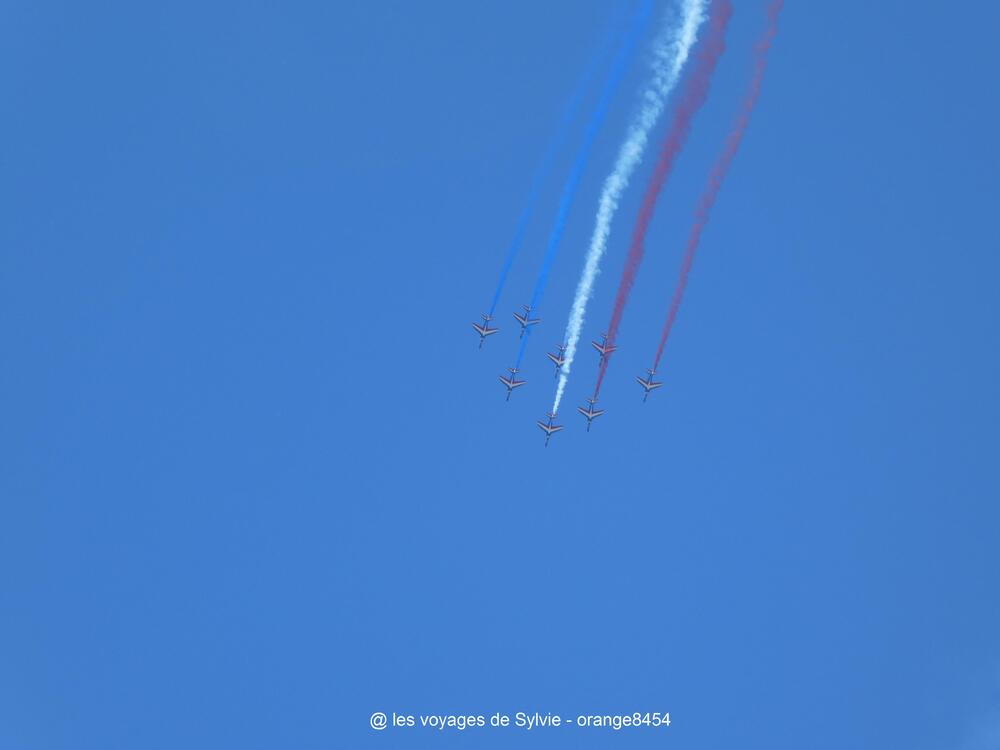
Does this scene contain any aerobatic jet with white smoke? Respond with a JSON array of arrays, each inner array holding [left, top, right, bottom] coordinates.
[[537, 413, 564, 446]]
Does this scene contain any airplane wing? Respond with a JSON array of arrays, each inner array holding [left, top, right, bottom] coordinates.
[[550, 424, 564, 433], [473, 323, 487, 335], [513, 312, 527, 325], [576, 406, 589, 417], [511, 380, 526, 389], [649, 381, 663, 390], [499, 376, 512, 387], [593, 410, 605, 418]]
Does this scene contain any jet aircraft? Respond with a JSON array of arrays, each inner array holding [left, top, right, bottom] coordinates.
[[576, 398, 606, 431], [636, 369, 663, 402], [472, 313, 499, 348], [546, 344, 567, 376], [498, 367, 526, 401], [591, 333, 617, 364], [536, 412, 564, 447], [513, 305, 541, 338]]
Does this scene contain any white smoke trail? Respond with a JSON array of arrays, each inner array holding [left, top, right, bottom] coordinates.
[[552, 0, 706, 414]]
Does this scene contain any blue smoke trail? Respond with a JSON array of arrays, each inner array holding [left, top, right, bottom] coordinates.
[[488, 2, 631, 318], [515, 0, 655, 368]]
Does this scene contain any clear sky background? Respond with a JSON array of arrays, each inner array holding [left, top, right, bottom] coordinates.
[[2, 1, 999, 748]]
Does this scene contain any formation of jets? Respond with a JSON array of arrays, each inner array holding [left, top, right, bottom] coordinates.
[[473, 307, 663, 445]]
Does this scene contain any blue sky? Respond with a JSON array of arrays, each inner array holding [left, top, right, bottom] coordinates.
[[2, 1, 999, 748]]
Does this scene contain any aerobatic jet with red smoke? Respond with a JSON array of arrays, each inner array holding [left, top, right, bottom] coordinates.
[[577, 398, 606, 431], [591, 333, 618, 365], [636, 369, 663, 401]]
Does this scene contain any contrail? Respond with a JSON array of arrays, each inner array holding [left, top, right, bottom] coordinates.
[[593, 0, 733, 399], [653, 0, 784, 373], [514, 0, 655, 369], [552, 0, 707, 414], [487, 2, 632, 318]]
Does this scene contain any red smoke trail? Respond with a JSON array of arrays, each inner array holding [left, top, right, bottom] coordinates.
[[593, 0, 733, 399], [652, 0, 784, 372]]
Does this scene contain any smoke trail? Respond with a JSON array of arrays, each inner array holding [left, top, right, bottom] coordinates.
[[514, 0, 655, 369], [552, 0, 707, 414], [487, 1, 632, 317], [653, 0, 784, 372], [593, 0, 733, 398]]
